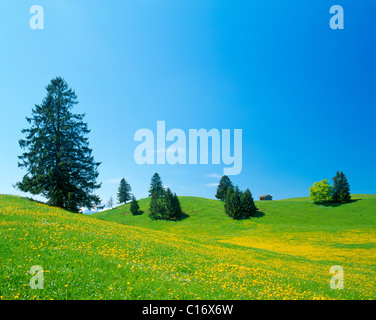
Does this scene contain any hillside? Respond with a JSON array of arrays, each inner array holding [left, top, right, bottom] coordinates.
[[1, 194, 376, 300], [92, 194, 376, 237]]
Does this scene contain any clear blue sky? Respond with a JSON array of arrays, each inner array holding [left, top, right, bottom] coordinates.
[[1, 0, 375, 203]]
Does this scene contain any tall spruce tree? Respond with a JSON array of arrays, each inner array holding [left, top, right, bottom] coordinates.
[[117, 178, 132, 204], [149, 173, 165, 220], [215, 175, 234, 201], [148, 173, 164, 197], [17, 77, 101, 212], [332, 171, 351, 204]]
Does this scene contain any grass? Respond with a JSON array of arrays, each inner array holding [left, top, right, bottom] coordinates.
[[1, 194, 375, 300]]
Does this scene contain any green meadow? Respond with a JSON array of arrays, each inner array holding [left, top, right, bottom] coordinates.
[[1, 194, 375, 300]]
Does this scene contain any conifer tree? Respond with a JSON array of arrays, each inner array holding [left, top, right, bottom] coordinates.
[[148, 173, 164, 197], [224, 186, 242, 219], [215, 175, 234, 201], [332, 171, 351, 204], [148, 174, 182, 220], [164, 188, 175, 220], [117, 178, 132, 204], [229, 186, 242, 219], [172, 193, 183, 218], [225, 186, 257, 219], [240, 189, 257, 218], [224, 187, 233, 217], [149, 193, 159, 220], [130, 195, 140, 215], [16, 77, 101, 212]]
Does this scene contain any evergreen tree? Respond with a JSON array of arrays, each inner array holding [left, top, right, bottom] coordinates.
[[149, 190, 166, 220], [215, 175, 234, 201], [16, 77, 101, 212], [148, 173, 167, 220], [224, 187, 233, 217], [149, 173, 164, 197], [172, 193, 183, 218], [224, 186, 242, 219], [117, 178, 132, 204], [148, 174, 182, 220], [130, 195, 140, 215], [332, 171, 351, 204], [164, 188, 175, 220], [230, 186, 242, 219], [224, 186, 257, 219], [240, 189, 257, 218]]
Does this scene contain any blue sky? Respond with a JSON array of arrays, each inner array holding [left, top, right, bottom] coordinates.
[[1, 0, 375, 204]]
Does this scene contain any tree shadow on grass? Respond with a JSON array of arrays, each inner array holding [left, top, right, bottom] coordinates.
[[237, 209, 265, 220], [173, 211, 190, 222], [132, 210, 144, 216], [316, 199, 360, 208], [252, 210, 266, 219]]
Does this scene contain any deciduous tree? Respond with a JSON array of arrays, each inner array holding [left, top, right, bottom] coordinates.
[[309, 179, 333, 203]]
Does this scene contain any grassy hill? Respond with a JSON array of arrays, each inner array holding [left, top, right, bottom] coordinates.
[[1, 194, 376, 300]]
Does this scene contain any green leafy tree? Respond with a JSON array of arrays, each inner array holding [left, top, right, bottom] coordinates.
[[130, 195, 140, 215], [240, 189, 257, 218], [309, 179, 333, 203], [332, 171, 351, 204], [149, 173, 164, 197], [16, 77, 101, 212], [117, 178, 132, 204], [215, 175, 234, 201]]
